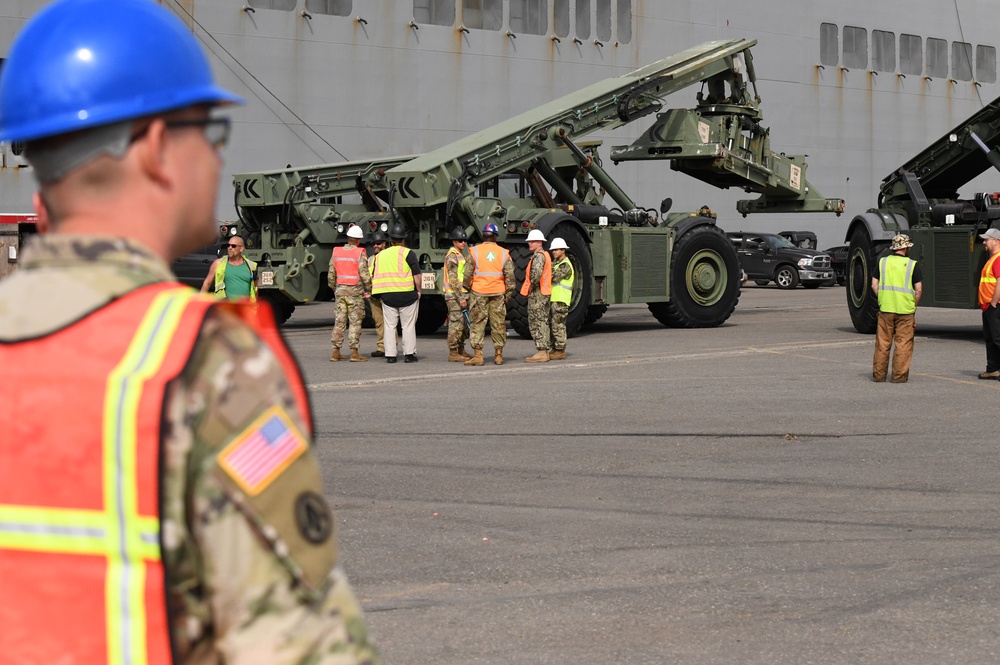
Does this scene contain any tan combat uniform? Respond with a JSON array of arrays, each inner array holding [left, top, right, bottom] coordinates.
[[0, 236, 378, 665]]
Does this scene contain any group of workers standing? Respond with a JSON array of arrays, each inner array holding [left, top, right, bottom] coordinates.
[[327, 221, 575, 365], [871, 229, 1000, 383]]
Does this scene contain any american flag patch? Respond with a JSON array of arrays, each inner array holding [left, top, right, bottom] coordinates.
[[218, 407, 307, 495]]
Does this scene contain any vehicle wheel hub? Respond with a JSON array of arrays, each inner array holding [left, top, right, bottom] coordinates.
[[685, 250, 726, 305]]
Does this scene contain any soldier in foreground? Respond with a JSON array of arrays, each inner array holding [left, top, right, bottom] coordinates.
[[548, 237, 575, 360], [463, 222, 516, 366], [329, 224, 372, 362], [0, 0, 377, 663], [443, 226, 473, 362], [521, 229, 553, 363]]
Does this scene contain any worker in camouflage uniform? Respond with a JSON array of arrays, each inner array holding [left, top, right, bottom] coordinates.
[[521, 229, 552, 363], [444, 226, 473, 362], [0, 1, 377, 663], [463, 222, 516, 366], [367, 230, 387, 357], [328, 224, 372, 362], [548, 237, 574, 360]]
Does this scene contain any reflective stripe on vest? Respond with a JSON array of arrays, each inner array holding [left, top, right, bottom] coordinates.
[[470, 243, 509, 295], [0, 284, 312, 664], [550, 257, 575, 305], [519, 250, 552, 297], [214, 257, 258, 302], [877, 254, 917, 314], [332, 244, 363, 285], [979, 252, 1000, 306], [443, 247, 466, 294], [372, 245, 414, 294]]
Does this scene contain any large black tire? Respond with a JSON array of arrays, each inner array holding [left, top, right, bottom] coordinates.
[[509, 221, 594, 339], [415, 295, 448, 335], [847, 225, 880, 333], [260, 291, 295, 325], [648, 224, 740, 328], [774, 265, 799, 289], [583, 304, 608, 326]]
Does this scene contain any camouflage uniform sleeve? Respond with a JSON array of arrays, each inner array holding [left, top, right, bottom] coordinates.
[[446, 254, 465, 298], [327, 252, 338, 289], [161, 308, 378, 665], [462, 251, 476, 292], [528, 253, 545, 288], [503, 255, 516, 299], [551, 260, 572, 285], [357, 252, 372, 293]]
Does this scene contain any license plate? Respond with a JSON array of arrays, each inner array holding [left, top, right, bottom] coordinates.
[[259, 270, 274, 286], [421, 272, 436, 290]]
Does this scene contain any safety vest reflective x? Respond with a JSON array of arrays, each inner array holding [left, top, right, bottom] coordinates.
[[443, 246, 467, 295], [372, 245, 415, 295], [0, 283, 311, 664], [470, 242, 509, 295], [214, 256, 258, 302], [979, 252, 1000, 307], [519, 250, 552, 297], [550, 257, 575, 305], [332, 244, 364, 286], [877, 254, 917, 314]]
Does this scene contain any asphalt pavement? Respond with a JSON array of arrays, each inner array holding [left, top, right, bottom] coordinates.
[[281, 285, 1000, 664]]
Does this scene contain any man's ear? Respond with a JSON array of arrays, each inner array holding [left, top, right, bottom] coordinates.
[[134, 119, 172, 187], [32, 192, 50, 234]]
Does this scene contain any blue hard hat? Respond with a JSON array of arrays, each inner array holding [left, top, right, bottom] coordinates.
[[0, 0, 244, 143], [483, 223, 499, 235]]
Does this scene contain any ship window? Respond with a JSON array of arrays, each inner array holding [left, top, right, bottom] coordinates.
[[977, 45, 997, 84], [872, 30, 895, 72], [305, 0, 351, 15], [510, 0, 546, 35], [576, 0, 591, 39], [952, 41, 973, 81], [247, 0, 295, 10], [554, 0, 570, 37], [413, 0, 455, 26], [926, 38, 948, 78], [900, 34, 922, 75], [842, 26, 867, 69], [819, 23, 838, 67], [617, 0, 632, 44], [596, 0, 612, 42], [463, 0, 502, 30]]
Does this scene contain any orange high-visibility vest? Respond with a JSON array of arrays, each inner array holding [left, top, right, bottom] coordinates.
[[519, 250, 552, 297], [332, 244, 364, 286], [470, 242, 509, 295], [0, 283, 311, 664], [979, 252, 1000, 308]]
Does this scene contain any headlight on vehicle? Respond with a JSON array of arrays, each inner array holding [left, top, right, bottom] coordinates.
[[797, 257, 813, 267]]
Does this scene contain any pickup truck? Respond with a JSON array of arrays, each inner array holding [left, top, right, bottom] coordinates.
[[726, 232, 834, 289]]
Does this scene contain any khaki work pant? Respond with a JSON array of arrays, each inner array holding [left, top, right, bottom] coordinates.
[[873, 311, 915, 383]]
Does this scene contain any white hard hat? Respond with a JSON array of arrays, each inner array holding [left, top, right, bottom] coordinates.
[[346, 225, 364, 239], [549, 237, 569, 250], [526, 229, 546, 242]]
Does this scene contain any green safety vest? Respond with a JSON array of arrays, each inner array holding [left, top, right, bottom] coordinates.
[[213, 257, 258, 302], [550, 257, 575, 305], [443, 247, 466, 294], [877, 254, 917, 314], [372, 245, 415, 295]]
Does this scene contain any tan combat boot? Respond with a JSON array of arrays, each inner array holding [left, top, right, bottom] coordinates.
[[349, 349, 368, 362], [525, 349, 549, 363], [448, 348, 466, 362], [459, 345, 473, 359], [548, 349, 566, 360], [494, 349, 504, 365], [330, 347, 346, 362], [464, 350, 484, 366]]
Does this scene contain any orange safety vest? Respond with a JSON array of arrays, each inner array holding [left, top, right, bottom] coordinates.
[[519, 250, 552, 297], [0, 283, 311, 664], [470, 242, 509, 295], [332, 244, 363, 286], [980, 252, 1000, 308]]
